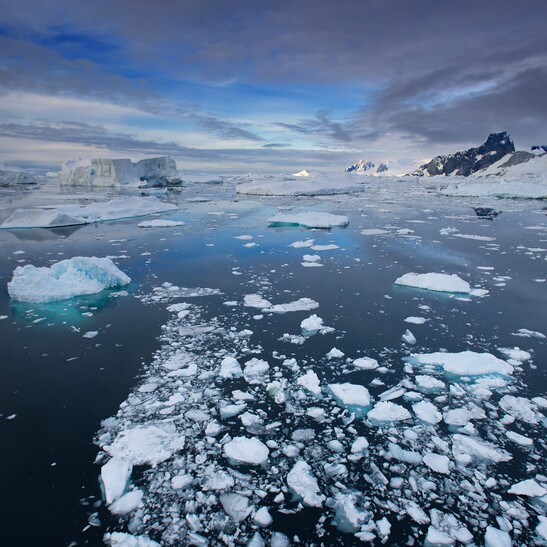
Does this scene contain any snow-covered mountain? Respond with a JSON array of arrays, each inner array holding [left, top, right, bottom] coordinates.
[[410, 132, 546, 179], [345, 160, 390, 174]]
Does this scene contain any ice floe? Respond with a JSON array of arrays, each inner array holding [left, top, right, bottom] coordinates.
[[395, 272, 472, 294], [268, 211, 349, 229]]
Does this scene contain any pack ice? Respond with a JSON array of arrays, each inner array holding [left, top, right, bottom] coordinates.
[[59, 156, 181, 187], [7, 256, 130, 303]]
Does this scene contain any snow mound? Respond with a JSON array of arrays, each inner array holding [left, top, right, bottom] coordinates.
[[60, 156, 181, 187], [407, 351, 514, 377], [104, 425, 185, 466], [268, 212, 349, 229], [1, 197, 178, 229], [395, 272, 471, 293], [8, 256, 131, 303]]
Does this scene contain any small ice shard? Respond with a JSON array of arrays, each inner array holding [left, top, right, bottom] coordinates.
[[326, 347, 345, 359], [224, 437, 269, 465], [220, 493, 252, 522], [83, 330, 99, 339], [329, 383, 371, 407], [423, 453, 450, 474], [8, 257, 131, 304], [297, 370, 321, 395], [253, 507, 273, 527], [286, 461, 325, 507], [104, 425, 184, 466], [368, 401, 411, 424], [394, 272, 471, 293], [512, 328, 545, 339], [413, 400, 442, 424], [407, 351, 513, 377], [405, 316, 427, 324], [289, 239, 315, 248], [104, 532, 160, 547], [218, 356, 243, 379], [202, 468, 235, 491], [508, 479, 547, 497], [268, 212, 349, 229], [402, 329, 417, 344], [100, 457, 132, 504], [484, 526, 511, 547], [353, 356, 379, 370], [138, 219, 184, 228], [109, 490, 143, 515]]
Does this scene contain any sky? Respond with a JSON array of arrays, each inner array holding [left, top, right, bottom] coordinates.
[[0, 0, 546, 172]]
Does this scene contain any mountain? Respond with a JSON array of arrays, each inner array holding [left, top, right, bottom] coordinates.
[[346, 160, 390, 174], [411, 132, 518, 177]]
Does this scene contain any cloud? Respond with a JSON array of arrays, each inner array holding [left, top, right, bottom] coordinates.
[[277, 110, 354, 143]]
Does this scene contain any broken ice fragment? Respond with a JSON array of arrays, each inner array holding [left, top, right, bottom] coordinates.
[[223, 437, 269, 466], [286, 461, 325, 507], [100, 457, 132, 504]]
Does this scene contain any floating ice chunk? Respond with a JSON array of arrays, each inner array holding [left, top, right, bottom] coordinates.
[[104, 425, 184, 466], [101, 457, 132, 504], [505, 430, 533, 446], [361, 228, 390, 236], [297, 370, 321, 395], [8, 257, 130, 304], [268, 298, 319, 313], [402, 329, 417, 344], [83, 330, 99, 339], [171, 474, 193, 490], [508, 479, 547, 497], [425, 526, 454, 545], [413, 400, 442, 424], [368, 402, 411, 424], [138, 219, 184, 228], [268, 212, 349, 229], [499, 395, 541, 424], [301, 314, 325, 333], [395, 272, 471, 294], [351, 437, 369, 453], [220, 493, 252, 522], [219, 356, 243, 379], [484, 526, 512, 547], [224, 437, 269, 465], [244, 294, 272, 309], [353, 356, 379, 370], [497, 347, 531, 362], [109, 490, 143, 515], [407, 351, 513, 377], [270, 532, 290, 547], [253, 507, 273, 527], [443, 408, 472, 427], [388, 443, 422, 464], [243, 358, 269, 384], [512, 328, 545, 339], [286, 461, 325, 507], [405, 316, 427, 324], [104, 532, 160, 547], [329, 383, 371, 407], [326, 347, 345, 359], [332, 492, 371, 533], [289, 239, 315, 248], [202, 468, 235, 491], [376, 517, 391, 540], [311, 244, 339, 251], [220, 403, 247, 419], [1, 196, 177, 229], [423, 453, 450, 474], [302, 254, 321, 262], [406, 501, 430, 524], [452, 434, 511, 464], [429, 510, 472, 545], [536, 517, 547, 543]]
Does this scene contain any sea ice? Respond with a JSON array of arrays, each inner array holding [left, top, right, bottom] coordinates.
[[138, 219, 185, 228], [268, 298, 319, 313], [413, 400, 442, 424], [407, 351, 514, 377], [8, 256, 130, 304], [244, 294, 272, 309], [268, 212, 349, 229], [286, 461, 325, 507], [223, 437, 269, 465], [508, 479, 546, 497], [104, 425, 185, 466], [297, 370, 321, 395], [220, 493, 252, 522], [353, 356, 379, 370], [109, 490, 143, 515], [104, 532, 160, 547], [423, 453, 450, 474], [329, 383, 371, 407], [402, 329, 417, 344], [395, 272, 472, 293], [499, 395, 541, 424], [405, 316, 427, 324], [218, 356, 243, 379], [101, 457, 132, 504], [452, 434, 512, 463], [367, 402, 411, 424], [484, 526, 511, 547]]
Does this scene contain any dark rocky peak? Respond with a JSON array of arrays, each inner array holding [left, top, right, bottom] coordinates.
[[532, 145, 547, 153]]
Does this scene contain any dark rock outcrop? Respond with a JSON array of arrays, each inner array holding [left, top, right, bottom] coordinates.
[[532, 145, 547, 153], [412, 132, 515, 177], [346, 160, 375, 173]]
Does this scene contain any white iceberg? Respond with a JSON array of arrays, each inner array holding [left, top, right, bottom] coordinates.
[[1, 196, 178, 229], [8, 256, 130, 303], [395, 272, 471, 293], [0, 166, 37, 185], [268, 212, 349, 229], [60, 156, 181, 187]]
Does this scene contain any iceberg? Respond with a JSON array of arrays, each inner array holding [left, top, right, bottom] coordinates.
[[8, 256, 131, 304], [394, 272, 471, 293], [0, 166, 37, 185], [0, 196, 178, 229], [59, 156, 181, 187], [268, 212, 349, 229]]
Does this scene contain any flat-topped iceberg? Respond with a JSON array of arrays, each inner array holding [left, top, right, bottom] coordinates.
[[0, 166, 37, 185], [269, 212, 349, 229], [60, 156, 181, 187], [407, 351, 514, 377], [1, 196, 178, 229], [395, 272, 471, 293], [8, 256, 131, 303]]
